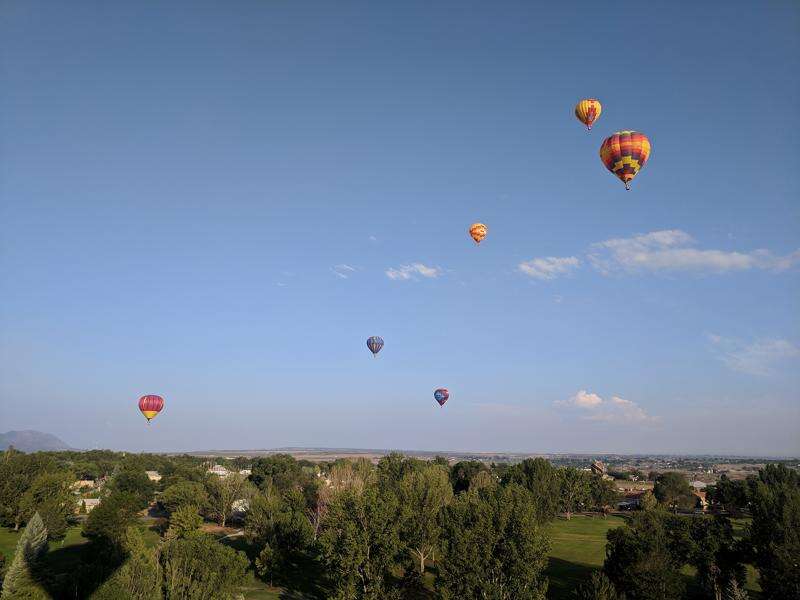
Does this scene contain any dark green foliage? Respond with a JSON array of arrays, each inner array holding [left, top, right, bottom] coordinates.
[[746, 463, 800, 599], [653, 472, 695, 512], [558, 467, 591, 519], [437, 483, 550, 600], [160, 534, 248, 600], [574, 571, 623, 600], [318, 484, 401, 599], [500, 458, 560, 522], [165, 505, 203, 540], [1, 512, 49, 599], [604, 511, 686, 600], [88, 528, 161, 600], [160, 481, 208, 514], [110, 467, 155, 510], [449, 460, 489, 495], [685, 516, 746, 600], [83, 492, 141, 560], [249, 454, 309, 493], [706, 475, 749, 515], [589, 477, 620, 515]]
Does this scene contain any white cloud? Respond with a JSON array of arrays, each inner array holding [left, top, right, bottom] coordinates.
[[331, 264, 357, 279], [385, 263, 443, 281], [708, 334, 800, 376], [588, 229, 800, 275], [556, 390, 658, 424], [368, 235, 378, 242], [518, 256, 580, 280]]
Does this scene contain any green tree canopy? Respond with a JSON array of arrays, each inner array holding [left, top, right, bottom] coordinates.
[[160, 534, 248, 600], [500, 458, 560, 523], [1, 512, 49, 600], [437, 484, 550, 600], [653, 472, 695, 512]]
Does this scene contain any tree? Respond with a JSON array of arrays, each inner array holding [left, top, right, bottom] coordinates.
[[161, 481, 208, 514], [686, 516, 746, 600], [88, 527, 161, 600], [17, 471, 74, 539], [706, 475, 749, 516], [83, 492, 141, 557], [558, 467, 590, 520], [397, 464, 452, 575], [589, 476, 620, 516], [500, 458, 560, 523], [746, 464, 800, 598], [166, 505, 203, 540], [206, 473, 251, 527], [604, 511, 685, 600], [574, 570, 623, 600], [249, 454, 308, 493], [639, 490, 658, 512], [161, 534, 248, 600], [1, 512, 49, 599], [110, 467, 155, 510], [318, 484, 401, 599], [653, 472, 695, 512], [449, 461, 489, 495], [437, 484, 550, 600]]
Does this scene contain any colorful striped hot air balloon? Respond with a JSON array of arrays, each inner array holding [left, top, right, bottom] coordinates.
[[434, 388, 449, 407], [366, 336, 384, 357], [599, 131, 651, 190], [575, 98, 602, 131], [469, 223, 488, 245], [138, 395, 164, 423]]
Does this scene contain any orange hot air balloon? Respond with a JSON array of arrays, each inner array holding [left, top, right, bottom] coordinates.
[[138, 395, 164, 423], [575, 98, 602, 131], [469, 222, 487, 245], [599, 131, 652, 190]]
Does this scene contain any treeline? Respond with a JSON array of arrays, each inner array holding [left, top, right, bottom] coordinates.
[[1, 448, 798, 599]]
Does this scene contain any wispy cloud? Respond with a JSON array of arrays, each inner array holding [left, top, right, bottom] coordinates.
[[708, 334, 800, 376], [588, 230, 800, 275], [518, 256, 580, 280], [331, 264, 358, 279], [368, 235, 378, 243], [385, 263, 443, 281], [556, 390, 659, 424]]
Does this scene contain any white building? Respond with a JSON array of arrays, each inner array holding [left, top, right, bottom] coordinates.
[[145, 471, 162, 482], [208, 464, 230, 478]]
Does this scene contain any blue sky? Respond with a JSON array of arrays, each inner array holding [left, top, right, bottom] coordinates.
[[1, 1, 798, 455]]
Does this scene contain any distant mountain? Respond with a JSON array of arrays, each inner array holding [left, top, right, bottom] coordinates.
[[0, 430, 74, 453]]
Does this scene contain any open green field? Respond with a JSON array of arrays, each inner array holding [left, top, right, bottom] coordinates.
[[545, 514, 626, 598]]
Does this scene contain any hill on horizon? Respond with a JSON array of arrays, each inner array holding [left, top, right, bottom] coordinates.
[[0, 430, 74, 453]]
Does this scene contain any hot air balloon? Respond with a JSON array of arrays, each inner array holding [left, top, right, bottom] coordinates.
[[469, 223, 487, 245], [434, 388, 449, 407], [599, 131, 651, 190], [138, 395, 164, 423], [575, 99, 602, 131], [367, 336, 384, 357]]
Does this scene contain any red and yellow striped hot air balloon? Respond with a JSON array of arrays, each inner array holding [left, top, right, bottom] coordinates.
[[575, 98, 602, 131], [138, 395, 164, 423], [599, 131, 651, 190], [469, 222, 487, 245]]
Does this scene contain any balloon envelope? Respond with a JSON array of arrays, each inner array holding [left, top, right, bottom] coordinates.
[[434, 388, 449, 406], [599, 131, 651, 190], [366, 336, 384, 356], [469, 223, 488, 245], [138, 395, 164, 422], [575, 98, 602, 130]]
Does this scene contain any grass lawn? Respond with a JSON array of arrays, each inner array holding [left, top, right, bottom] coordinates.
[[0, 525, 87, 563], [545, 514, 625, 598]]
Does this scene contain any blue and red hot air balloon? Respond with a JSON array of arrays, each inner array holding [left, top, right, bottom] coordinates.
[[434, 388, 449, 407], [366, 336, 384, 357]]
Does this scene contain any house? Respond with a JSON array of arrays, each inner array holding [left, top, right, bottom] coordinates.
[[690, 480, 707, 490], [72, 479, 95, 490], [145, 471, 162, 482], [590, 461, 614, 481], [77, 498, 101, 513], [208, 464, 230, 478], [231, 498, 250, 519], [239, 468, 252, 476]]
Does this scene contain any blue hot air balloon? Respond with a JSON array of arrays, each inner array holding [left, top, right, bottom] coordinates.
[[367, 336, 384, 357], [434, 388, 449, 406]]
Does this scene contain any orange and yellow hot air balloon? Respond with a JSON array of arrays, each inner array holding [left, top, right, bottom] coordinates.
[[138, 394, 164, 423], [469, 222, 487, 245], [575, 98, 602, 131], [599, 131, 651, 190]]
